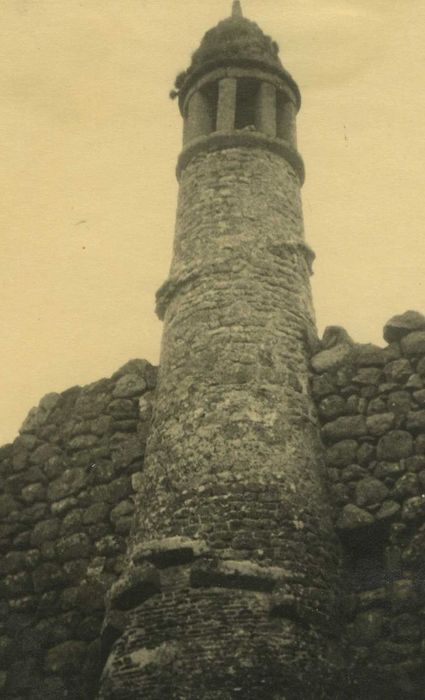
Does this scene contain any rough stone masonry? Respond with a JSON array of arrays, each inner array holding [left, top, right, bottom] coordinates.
[[0, 4, 424, 700], [98, 4, 341, 698]]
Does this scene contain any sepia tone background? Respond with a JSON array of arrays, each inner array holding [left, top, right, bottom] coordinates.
[[1, 0, 424, 444]]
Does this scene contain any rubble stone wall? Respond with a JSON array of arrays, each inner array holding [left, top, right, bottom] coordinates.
[[0, 360, 156, 699], [311, 311, 425, 699], [0, 312, 424, 699]]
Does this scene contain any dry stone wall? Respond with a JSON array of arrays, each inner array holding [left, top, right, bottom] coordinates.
[[311, 311, 425, 699], [0, 310, 424, 699], [0, 360, 156, 699]]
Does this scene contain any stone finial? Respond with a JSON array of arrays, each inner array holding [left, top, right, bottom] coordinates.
[[232, 0, 243, 18]]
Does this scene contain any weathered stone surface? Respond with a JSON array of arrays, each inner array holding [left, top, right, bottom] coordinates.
[[400, 331, 425, 356], [311, 344, 352, 373], [390, 579, 418, 612], [61, 509, 84, 535], [111, 435, 144, 469], [329, 482, 349, 504], [383, 311, 425, 342], [353, 367, 382, 385], [357, 587, 387, 611], [20, 407, 48, 435], [406, 373, 423, 390], [107, 399, 138, 419], [2, 656, 39, 693], [325, 440, 358, 467], [30, 443, 61, 466], [82, 503, 109, 525], [374, 461, 405, 479], [388, 390, 411, 414], [95, 535, 124, 557], [366, 412, 395, 436], [391, 613, 421, 643], [355, 478, 389, 507], [0, 441, 14, 459], [417, 356, 425, 377], [0, 572, 32, 598], [110, 500, 134, 523], [22, 502, 48, 524], [357, 442, 375, 466], [413, 389, 425, 406], [378, 381, 398, 395], [30, 519, 60, 547], [78, 579, 111, 613], [406, 410, 425, 432], [321, 416, 367, 442], [73, 385, 111, 418], [138, 392, 154, 422], [392, 473, 419, 500], [384, 358, 412, 383], [133, 536, 209, 567], [402, 526, 425, 565], [88, 478, 131, 505], [353, 343, 396, 367], [32, 563, 66, 592], [402, 496, 425, 521], [191, 559, 295, 592], [321, 326, 353, 348], [45, 640, 88, 674], [4, 467, 43, 496], [0, 494, 20, 518], [112, 374, 147, 398], [56, 533, 91, 562], [334, 365, 355, 388], [367, 397, 387, 415], [318, 394, 346, 419], [113, 516, 132, 534], [112, 358, 157, 386], [341, 464, 367, 482], [50, 497, 78, 516], [68, 434, 98, 451], [21, 482, 46, 504], [0, 550, 27, 575], [377, 431, 413, 460], [416, 434, 425, 454], [47, 468, 86, 502], [376, 500, 400, 520], [351, 610, 386, 645], [336, 504, 375, 530], [311, 373, 336, 398], [108, 564, 160, 610], [346, 394, 367, 415]]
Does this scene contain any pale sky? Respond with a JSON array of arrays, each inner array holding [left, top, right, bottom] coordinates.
[[1, 0, 424, 444]]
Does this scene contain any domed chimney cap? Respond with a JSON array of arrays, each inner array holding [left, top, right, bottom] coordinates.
[[190, 3, 282, 73], [172, 1, 292, 106]]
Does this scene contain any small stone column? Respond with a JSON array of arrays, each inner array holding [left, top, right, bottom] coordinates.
[[216, 78, 237, 131], [255, 82, 276, 137], [277, 95, 297, 146], [183, 90, 213, 144]]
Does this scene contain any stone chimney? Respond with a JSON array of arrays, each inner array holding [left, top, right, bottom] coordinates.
[[98, 5, 341, 698]]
